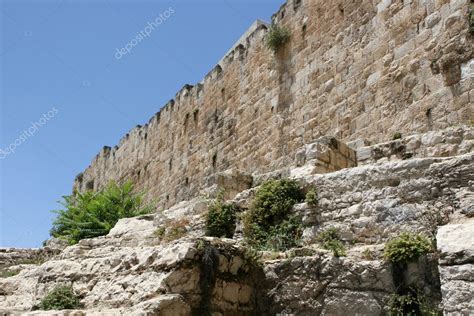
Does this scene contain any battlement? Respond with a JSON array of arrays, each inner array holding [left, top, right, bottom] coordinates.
[[74, 0, 473, 209]]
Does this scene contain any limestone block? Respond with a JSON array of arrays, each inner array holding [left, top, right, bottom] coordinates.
[[437, 219, 474, 315], [297, 136, 357, 173], [437, 219, 474, 266], [216, 169, 253, 200]]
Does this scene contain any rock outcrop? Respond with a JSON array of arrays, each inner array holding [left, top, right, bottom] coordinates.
[[437, 219, 474, 315], [1, 126, 473, 315]]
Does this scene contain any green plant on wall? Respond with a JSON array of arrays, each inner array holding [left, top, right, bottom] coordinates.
[[265, 23, 291, 53], [305, 188, 318, 206], [205, 197, 238, 238], [386, 288, 441, 316], [39, 285, 81, 310], [243, 179, 304, 251], [317, 227, 346, 257], [384, 232, 433, 264], [393, 132, 402, 140]]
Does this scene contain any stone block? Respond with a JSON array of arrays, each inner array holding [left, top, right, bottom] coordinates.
[[216, 169, 253, 200], [295, 136, 357, 173], [437, 219, 474, 315], [437, 219, 474, 266]]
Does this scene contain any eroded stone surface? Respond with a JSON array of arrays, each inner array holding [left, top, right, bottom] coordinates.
[[356, 126, 474, 166], [2, 147, 472, 314], [437, 219, 474, 315]]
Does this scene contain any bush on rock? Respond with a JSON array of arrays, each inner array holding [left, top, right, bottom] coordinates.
[[51, 181, 153, 244], [243, 179, 304, 251]]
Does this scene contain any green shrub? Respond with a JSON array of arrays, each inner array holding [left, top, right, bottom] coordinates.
[[393, 132, 402, 140], [386, 289, 441, 316], [305, 188, 318, 206], [265, 215, 304, 251], [51, 181, 153, 244], [205, 198, 238, 238], [317, 228, 346, 257], [243, 179, 304, 250], [384, 232, 432, 264], [265, 23, 291, 53], [39, 285, 81, 310]]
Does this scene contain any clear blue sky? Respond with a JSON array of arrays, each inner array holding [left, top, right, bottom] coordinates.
[[0, 0, 283, 248]]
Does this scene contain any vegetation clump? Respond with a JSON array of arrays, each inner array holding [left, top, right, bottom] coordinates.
[[317, 227, 346, 257], [51, 181, 153, 245], [384, 232, 432, 264], [205, 197, 238, 238], [38, 285, 81, 310], [393, 132, 402, 140], [243, 179, 304, 251], [305, 188, 318, 206], [265, 23, 291, 53], [243, 247, 263, 269], [386, 289, 441, 316]]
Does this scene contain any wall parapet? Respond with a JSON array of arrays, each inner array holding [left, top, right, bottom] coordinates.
[[74, 0, 473, 209]]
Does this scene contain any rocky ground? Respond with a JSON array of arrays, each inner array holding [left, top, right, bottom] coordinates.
[[1, 126, 473, 315]]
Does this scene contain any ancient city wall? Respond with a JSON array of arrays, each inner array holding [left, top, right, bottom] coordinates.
[[74, 0, 473, 208]]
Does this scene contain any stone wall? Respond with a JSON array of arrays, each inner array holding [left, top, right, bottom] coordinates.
[[355, 125, 474, 165], [74, 0, 474, 208]]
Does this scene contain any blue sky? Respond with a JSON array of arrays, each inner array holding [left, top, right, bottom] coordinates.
[[0, 0, 283, 248]]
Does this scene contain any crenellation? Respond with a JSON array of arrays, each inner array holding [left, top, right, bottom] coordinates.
[[72, 0, 473, 209]]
